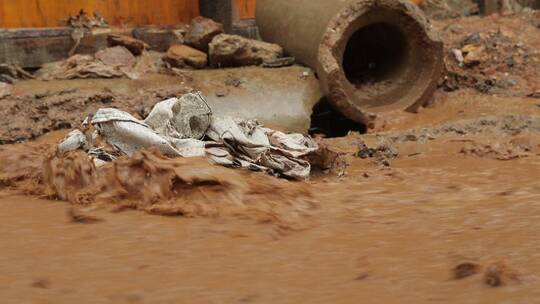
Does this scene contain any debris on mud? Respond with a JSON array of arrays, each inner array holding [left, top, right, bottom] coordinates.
[[308, 137, 352, 177], [386, 115, 540, 144], [420, 0, 478, 19], [29, 279, 51, 289], [453, 260, 481, 280], [437, 12, 540, 97], [460, 137, 533, 160], [67, 208, 104, 224], [65, 9, 108, 29], [60, 93, 318, 179], [357, 141, 399, 167], [0, 146, 317, 227], [484, 261, 521, 287], [0, 87, 190, 144], [37, 54, 126, 80]]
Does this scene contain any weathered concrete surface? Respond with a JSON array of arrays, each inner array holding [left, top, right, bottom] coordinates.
[[190, 66, 322, 132], [257, 0, 444, 127], [208, 34, 283, 67], [0, 27, 181, 69], [0, 28, 116, 69]]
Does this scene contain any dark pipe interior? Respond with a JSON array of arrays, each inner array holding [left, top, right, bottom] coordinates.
[[310, 98, 366, 137], [343, 22, 408, 86]]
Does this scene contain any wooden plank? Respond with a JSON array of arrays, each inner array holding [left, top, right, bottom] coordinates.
[[0, 0, 199, 28], [235, 0, 256, 19]]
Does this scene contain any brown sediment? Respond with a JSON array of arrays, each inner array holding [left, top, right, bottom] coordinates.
[[0, 66, 322, 144], [0, 145, 316, 228], [1, 10, 540, 304]]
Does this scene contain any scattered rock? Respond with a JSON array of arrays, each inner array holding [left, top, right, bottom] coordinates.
[[107, 34, 149, 56], [509, 136, 533, 151], [460, 138, 532, 160], [209, 34, 284, 68], [30, 278, 50, 289], [95, 46, 136, 68], [462, 44, 487, 67], [67, 208, 104, 224], [462, 32, 482, 45], [452, 49, 464, 65], [308, 139, 351, 176], [453, 261, 480, 279], [163, 45, 208, 69], [224, 75, 242, 87], [185, 16, 224, 52], [215, 88, 228, 97], [484, 261, 520, 287], [357, 141, 399, 167], [128, 51, 161, 78], [440, 15, 539, 97]]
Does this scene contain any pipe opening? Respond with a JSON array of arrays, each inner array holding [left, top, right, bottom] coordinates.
[[343, 22, 408, 88], [309, 98, 366, 138]]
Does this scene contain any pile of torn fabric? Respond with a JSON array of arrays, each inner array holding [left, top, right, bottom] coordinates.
[[58, 92, 318, 179]]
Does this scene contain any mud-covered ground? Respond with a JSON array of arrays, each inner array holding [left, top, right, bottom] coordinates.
[[1, 12, 540, 304]]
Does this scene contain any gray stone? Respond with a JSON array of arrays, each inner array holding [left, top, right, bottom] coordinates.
[[95, 46, 136, 68], [163, 45, 208, 69], [209, 34, 283, 67], [185, 17, 224, 52]]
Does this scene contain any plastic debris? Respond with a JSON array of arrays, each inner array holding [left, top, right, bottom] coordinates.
[[57, 92, 318, 179]]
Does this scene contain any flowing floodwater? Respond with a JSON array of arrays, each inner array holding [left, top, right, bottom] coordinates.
[[2, 89, 540, 303]]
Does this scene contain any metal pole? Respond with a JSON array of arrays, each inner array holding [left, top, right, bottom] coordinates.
[[199, 0, 233, 33]]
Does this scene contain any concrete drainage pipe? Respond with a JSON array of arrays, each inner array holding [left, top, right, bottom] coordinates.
[[256, 0, 444, 127]]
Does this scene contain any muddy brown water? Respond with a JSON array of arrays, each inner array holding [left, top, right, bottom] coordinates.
[[2, 87, 540, 303]]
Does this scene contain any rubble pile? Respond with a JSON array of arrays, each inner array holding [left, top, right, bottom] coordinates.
[[36, 34, 159, 81], [29, 16, 288, 81], [164, 16, 286, 69], [438, 12, 540, 97]]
